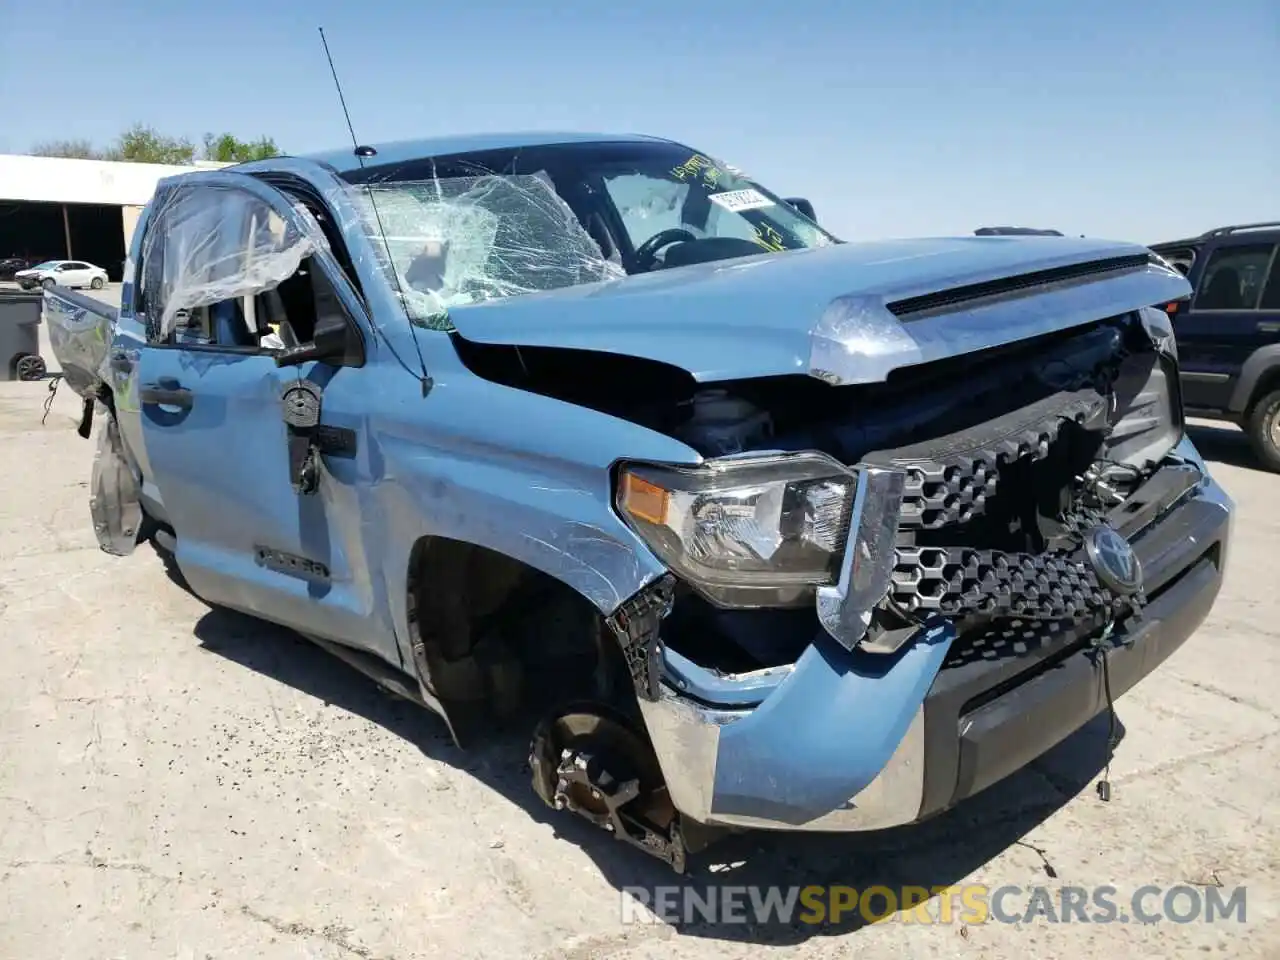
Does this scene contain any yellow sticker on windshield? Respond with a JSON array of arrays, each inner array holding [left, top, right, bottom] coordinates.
[[670, 154, 737, 189], [671, 153, 715, 182], [753, 223, 788, 252]]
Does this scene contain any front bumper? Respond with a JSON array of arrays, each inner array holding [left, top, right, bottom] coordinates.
[[638, 436, 1232, 831]]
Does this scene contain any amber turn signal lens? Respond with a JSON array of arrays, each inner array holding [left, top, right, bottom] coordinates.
[[619, 472, 670, 525]]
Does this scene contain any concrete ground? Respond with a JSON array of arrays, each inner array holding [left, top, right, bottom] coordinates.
[[0, 310, 1277, 957]]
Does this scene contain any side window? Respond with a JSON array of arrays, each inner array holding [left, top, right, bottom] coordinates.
[[1193, 243, 1276, 311], [1259, 249, 1280, 311], [138, 183, 323, 351]]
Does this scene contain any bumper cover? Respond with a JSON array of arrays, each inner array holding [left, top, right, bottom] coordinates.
[[638, 437, 1232, 831]]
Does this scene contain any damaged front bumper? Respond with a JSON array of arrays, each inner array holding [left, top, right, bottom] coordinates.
[[636, 436, 1232, 831]]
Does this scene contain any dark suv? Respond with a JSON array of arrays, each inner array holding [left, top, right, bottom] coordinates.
[[1151, 222, 1280, 471], [0, 257, 39, 281]]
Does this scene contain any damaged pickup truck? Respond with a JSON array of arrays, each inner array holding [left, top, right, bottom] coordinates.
[[45, 132, 1233, 870]]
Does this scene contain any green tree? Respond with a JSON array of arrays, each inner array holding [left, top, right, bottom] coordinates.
[[30, 138, 102, 159], [103, 124, 196, 165], [27, 125, 282, 165], [201, 132, 281, 162]]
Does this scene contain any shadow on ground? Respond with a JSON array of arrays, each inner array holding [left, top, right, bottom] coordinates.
[[186, 592, 1120, 945], [1186, 423, 1262, 472]]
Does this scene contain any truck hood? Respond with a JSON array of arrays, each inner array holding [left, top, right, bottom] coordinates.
[[446, 236, 1190, 385]]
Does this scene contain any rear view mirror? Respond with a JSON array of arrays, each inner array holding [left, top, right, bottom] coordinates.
[[785, 197, 817, 223]]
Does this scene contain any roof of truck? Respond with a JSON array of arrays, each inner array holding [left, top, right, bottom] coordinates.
[[302, 131, 671, 174]]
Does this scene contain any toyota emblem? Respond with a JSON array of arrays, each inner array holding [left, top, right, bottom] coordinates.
[[1085, 525, 1143, 596]]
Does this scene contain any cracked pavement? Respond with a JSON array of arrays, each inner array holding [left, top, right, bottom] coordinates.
[[0, 365, 1277, 958]]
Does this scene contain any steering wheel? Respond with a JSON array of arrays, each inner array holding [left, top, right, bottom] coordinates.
[[633, 228, 697, 271]]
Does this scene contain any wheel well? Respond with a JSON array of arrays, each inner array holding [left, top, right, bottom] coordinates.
[[1246, 368, 1280, 417], [405, 536, 636, 733]]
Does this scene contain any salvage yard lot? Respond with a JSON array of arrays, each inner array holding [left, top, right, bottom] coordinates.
[[1, 377, 1277, 958]]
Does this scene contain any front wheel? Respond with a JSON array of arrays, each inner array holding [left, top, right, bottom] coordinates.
[[90, 276, 104, 290], [1245, 388, 1280, 473], [41, 278, 54, 290]]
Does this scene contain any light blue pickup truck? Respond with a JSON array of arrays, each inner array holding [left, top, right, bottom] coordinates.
[[46, 132, 1232, 870]]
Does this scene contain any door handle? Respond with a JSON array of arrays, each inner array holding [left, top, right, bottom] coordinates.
[[139, 377, 193, 409], [109, 350, 133, 373]]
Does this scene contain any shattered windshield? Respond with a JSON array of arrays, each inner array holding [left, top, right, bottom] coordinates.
[[599, 153, 832, 258], [340, 139, 837, 324], [348, 172, 625, 323]]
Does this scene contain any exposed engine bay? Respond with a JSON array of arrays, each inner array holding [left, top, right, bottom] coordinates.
[[456, 310, 1181, 673]]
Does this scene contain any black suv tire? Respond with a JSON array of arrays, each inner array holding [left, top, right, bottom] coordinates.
[[1246, 388, 1280, 473]]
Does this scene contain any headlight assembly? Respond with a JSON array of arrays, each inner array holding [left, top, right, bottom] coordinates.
[[615, 452, 856, 608], [1139, 304, 1178, 361]]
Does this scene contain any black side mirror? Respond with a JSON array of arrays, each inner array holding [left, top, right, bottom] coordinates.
[[784, 197, 817, 223], [274, 269, 364, 368]]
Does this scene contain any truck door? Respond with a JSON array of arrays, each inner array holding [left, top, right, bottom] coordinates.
[[1174, 238, 1279, 412], [133, 173, 398, 660]]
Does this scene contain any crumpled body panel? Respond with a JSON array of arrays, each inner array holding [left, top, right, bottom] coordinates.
[[43, 287, 118, 400], [90, 414, 143, 557], [445, 238, 1191, 385]]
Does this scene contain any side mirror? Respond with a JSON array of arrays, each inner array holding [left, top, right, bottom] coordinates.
[[784, 197, 817, 223], [274, 269, 365, 368], [274, 314, 349, 367]]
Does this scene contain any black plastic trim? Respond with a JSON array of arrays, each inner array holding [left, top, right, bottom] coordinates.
[[915, 484, 1227, 819], [315, 424, 358, 458], [887, 254, 1153, 320], [954, 554, 1218, 803]]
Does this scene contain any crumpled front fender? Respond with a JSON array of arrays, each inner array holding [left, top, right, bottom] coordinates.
[[639, 620, 954, 829]]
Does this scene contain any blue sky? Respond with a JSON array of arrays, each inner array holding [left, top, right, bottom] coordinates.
[[2, 0, 1275, 244]]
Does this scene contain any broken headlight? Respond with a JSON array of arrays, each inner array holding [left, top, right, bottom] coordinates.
[[616, 452, 856, 608], [1100, 308, 1185, 469], [1138, 304, 1177, 361]]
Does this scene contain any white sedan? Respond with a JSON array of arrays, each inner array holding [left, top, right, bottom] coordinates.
[[15, 260, 110, 291]]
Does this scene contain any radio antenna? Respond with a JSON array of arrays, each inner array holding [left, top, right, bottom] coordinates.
[[318, 27, 362, 162], [317, 26, 432, 392]]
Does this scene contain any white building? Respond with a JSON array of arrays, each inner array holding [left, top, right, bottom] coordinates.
[[0, 154, 230, 279]]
